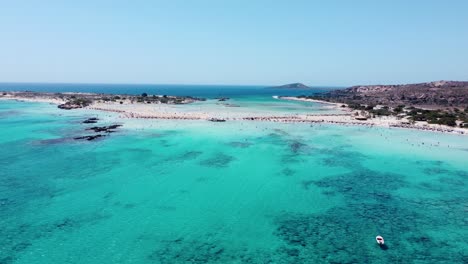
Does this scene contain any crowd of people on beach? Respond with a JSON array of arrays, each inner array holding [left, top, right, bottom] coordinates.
[[86, 106, 466, 135], [389, 123, 464, 134]]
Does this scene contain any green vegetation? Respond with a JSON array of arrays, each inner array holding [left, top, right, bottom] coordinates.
[[370, 107, 393, 116], [4, 91, 205, 109], [406, 108, 460, 127], [353, 103, 465, 127], [393, 105, 405, 113], [69, 97, 92, 107], [296, 95, 467, 127]]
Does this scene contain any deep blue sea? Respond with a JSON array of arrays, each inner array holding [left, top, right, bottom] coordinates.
[[0, 82, 340, 98]]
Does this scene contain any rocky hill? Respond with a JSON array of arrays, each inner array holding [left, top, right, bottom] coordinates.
[[324, 81, 468, 108], [271, 83, 311, 89]]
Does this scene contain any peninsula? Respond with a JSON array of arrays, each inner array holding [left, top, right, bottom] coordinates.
[[284, 81, 468, 128], [1, 91, 204, 109]]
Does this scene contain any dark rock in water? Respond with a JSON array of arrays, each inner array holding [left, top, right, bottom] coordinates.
[[58, 103, 83, 110], [82, 117, 99, 124], [208, 118, 226, 122], [72, 124, 121, 142], [74, 134, 105, 141], [86, 124, 122, 133], [216, 97, 230, 101], [83, 120, 97, 124]]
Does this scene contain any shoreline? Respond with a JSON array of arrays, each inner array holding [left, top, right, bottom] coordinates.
[[278, 96, 345, 107], [1, 96, 466, 136]]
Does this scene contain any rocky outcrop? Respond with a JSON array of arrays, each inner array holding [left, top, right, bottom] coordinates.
[[324, 81, 468, 108], [58, 103, 83, 110], [74, 134, 106, 141], [74, 119, 122, 141], [86, 124, 122, 133], [82, 118, 99, 124]]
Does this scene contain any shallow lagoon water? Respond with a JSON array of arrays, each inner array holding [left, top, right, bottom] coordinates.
[[1, 99, 467, 264]]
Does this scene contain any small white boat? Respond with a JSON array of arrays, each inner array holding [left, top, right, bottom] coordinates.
[[376, 236, 384, 245]]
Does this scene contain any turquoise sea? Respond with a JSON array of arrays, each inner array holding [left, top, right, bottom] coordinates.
[[1, 84, 467, 263]]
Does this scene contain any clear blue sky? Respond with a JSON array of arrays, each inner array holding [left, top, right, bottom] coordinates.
[[1, 0, 468, 86]]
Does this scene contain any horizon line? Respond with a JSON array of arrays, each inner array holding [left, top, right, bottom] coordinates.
[[0, 79, 465, 88], [0, 81, 347, 88]]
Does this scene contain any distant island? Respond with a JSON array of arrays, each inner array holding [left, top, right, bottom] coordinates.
[[270, 83, 311, 89]]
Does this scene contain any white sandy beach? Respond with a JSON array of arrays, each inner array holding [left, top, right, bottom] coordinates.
[[0, 94, 66, 105], [278, 96, 345, 107]]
